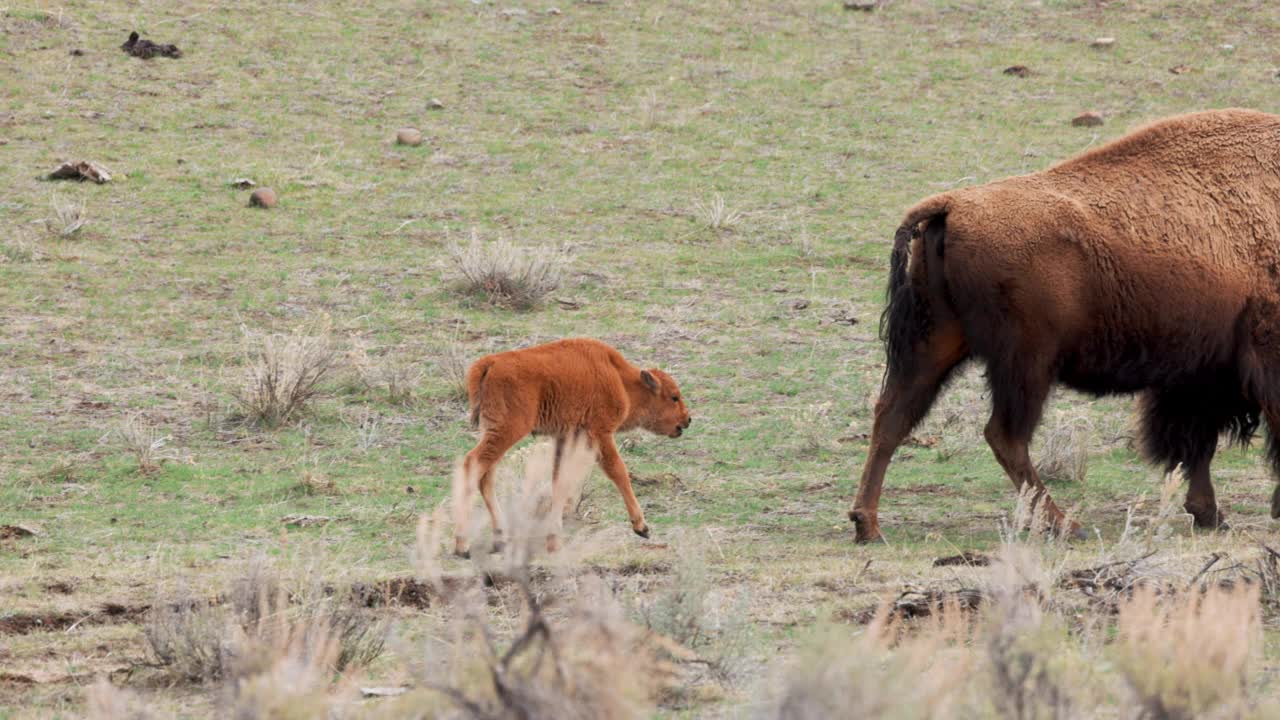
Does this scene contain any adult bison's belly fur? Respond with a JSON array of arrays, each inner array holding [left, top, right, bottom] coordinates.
[[849, 108, 1280, 543]]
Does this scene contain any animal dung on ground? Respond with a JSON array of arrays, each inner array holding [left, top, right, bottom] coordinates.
[[248, 188, 278, 208], [1090, 37, 1115, 48], [395, 127, 424, 146], [1071, 111, 1105, 127], [120, 31, 182, 60], [1003, 65, 1032, 78], [843, 1, 877, 10], [1169, 64, 1192, 75], [427, 98, 446, 110], [360, 687, 409, 698], [48, 160, 111, 183], [228, 178, 257, 189]]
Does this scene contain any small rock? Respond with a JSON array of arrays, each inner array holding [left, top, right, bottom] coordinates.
[[1221, 44, 1235, 51], [555, 297, 583, 310], [229, 178, 257, 189], [396, 127, 424, 146], [790, 298, 810, 311], [1071, 111, 1105, 127], [546, 6, 562, 14], [249, 188, 278, 208], [1091, 37, 1115, 48], [427, 98, 445, 110], [405, 485, 415, 494], [1002, 65, 1032, 78], [843, 1, 877, 10], [1168, 64, 1191, 75], [49, 160, 111, 183], [499, 7, 528, 17], [70, 48, 85, 57]]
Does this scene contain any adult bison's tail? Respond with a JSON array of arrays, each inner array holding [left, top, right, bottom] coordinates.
[[466, 357, 495, 428], [880, 195, 952, 380]]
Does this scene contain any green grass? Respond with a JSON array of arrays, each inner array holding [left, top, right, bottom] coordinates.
[[3, 0, 1280, 715]]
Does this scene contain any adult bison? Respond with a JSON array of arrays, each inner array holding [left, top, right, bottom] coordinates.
[[849, 109, 1280, 543], [455, 338, 691, 556]]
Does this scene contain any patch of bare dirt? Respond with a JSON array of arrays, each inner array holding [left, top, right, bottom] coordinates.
[[0, 602, 149, 635]]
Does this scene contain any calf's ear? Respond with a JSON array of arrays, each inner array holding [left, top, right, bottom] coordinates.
[[640, 370, 660, 393]]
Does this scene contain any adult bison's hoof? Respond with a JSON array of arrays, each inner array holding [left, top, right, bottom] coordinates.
[[634, 524, 650, 539], [849, 509, 884, 544], [1272, 485, 1280, 519], [1190, 510, 1229, 531]]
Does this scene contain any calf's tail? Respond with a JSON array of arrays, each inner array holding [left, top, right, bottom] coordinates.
[[466, 357, 495, 428]]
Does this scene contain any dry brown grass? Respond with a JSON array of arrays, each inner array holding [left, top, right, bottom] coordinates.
[[1034, 408, 1092, 484], [45, 193, 87, 238], [349, 342, 423, 406], [143, 557, 385, 685], [447, 231, 572, 310], [115, 413, 185, 474], [232, 316, 337, 429]]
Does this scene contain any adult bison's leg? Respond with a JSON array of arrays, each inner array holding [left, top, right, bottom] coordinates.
[[849, 329, 967, 543], [592, 432, 650, 538], [1139, 388, 1226, 529], [983, 363, 1081, 537]]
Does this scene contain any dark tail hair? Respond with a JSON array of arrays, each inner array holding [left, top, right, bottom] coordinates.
[[879, 197, 950, 381]]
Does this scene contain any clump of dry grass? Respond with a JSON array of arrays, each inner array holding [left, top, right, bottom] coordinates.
[[1116, 582, 1261, 719], [84, 678, 154, 720], [1, 227, 41, 263], [349, 342, 423, 405], [1034, 407, 1092, 483], [233, 316, 337, 428], [115, 413, 185, 474], [771, 605, 975, 719], [45, 194, 87, 237], [144, 557, 385, 685], [447, 231, 572, 310], [789, 401, 834, 454], [636, 537, 754, 687], [692, 193, 743, 231], [436, 337, 472, 402]]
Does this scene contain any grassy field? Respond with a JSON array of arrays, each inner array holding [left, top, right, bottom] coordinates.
[[4, 1, 1280, 717]]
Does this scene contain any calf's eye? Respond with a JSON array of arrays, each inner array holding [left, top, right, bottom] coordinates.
[[671, 395, 680, 402]]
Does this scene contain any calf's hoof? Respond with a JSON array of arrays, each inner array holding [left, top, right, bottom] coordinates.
[[634, 524, 650, 539], [849, 509, 884, 544], [453, 548, 471, 560], [546, 535, 562, 553]]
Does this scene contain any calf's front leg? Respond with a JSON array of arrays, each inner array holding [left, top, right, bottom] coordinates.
[[593, 433, 649, 538]]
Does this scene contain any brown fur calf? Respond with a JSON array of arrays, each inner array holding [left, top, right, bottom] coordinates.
[[455, 338, 691, 556], [852, 109, 1280, 543]]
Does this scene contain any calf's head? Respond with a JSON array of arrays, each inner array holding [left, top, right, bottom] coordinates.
[[637, 369, 692, 438]]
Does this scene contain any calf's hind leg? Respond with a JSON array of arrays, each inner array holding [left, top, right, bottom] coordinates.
[[454, 425, 525, 557], [849, 326, 967, 543]]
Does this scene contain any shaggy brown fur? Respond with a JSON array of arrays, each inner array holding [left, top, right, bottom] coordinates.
[[455, 338, 691, 556], [851, 109, 1280, 543]]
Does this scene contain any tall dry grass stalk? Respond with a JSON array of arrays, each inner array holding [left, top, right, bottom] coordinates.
[[233, 316, 337, 428], [447, 230, 572, 309], [349, 342, 423, 405], [1034, 408, 1092, 483], [46, 193, 87, 237], [693, 193, 743, 231]]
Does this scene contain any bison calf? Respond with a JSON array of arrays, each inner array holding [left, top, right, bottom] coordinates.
[[454, 338, 691, 556], [851, 109, 1280, 543]]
